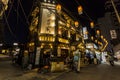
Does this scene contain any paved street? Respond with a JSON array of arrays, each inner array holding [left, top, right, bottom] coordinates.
[[0, 54, 120, 80], [54, 62, 120, 80]]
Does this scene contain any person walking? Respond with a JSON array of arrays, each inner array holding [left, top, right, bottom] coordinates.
[[108, 55, 114, 66], [22, 50, 29, 70], [73, 49, 81, 72]]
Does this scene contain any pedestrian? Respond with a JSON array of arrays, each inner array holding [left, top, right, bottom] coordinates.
[[12, 50, 19, 64], [22, 50, 29, 70], [73, 49, 80, 72], [65, 56, 73, 69], [108, 55, 114, 66]]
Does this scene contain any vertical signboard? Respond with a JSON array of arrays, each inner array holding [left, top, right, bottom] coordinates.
[[40, 3, 56, 34], [83, 27, 88, 40]]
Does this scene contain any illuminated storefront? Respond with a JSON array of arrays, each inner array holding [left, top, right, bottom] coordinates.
[[28, 0, 84, 71]]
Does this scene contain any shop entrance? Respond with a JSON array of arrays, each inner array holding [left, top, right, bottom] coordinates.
[[39, 45, 52, 69]]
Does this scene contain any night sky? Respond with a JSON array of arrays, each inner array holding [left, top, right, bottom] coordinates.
[[4, 0, 106, 44], [5, 0, 34, 44]]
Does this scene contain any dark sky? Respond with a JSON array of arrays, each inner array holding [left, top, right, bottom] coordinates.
[[4, 0, 106, 44], [5, 0, 34, 44], [60, 0, 106, 26]]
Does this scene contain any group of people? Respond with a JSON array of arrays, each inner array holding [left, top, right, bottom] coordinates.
[[12, 50, 32, 70], [65, 50, 103, 72], [65, 49, 81, 72]]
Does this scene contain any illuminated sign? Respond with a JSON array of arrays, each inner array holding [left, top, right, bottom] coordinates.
[[13, 43, 18, 46], [86, 43, 94, 49], [83, 27, 88, 40], [40, 3, 56, 34], [58, 38, 69, 44], [39, 36, 55, 42]]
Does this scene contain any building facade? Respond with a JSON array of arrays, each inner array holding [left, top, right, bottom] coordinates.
[[98, 0, 120, 53], [28, 0, 84, 71]]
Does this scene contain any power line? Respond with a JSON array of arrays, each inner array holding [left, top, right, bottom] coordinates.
[[54, 0, 78, 21], [3, 8, 18, 41], [6, 0, 14, 19], [27, 0, 37, 19], [19, 0, 30, 25], [74, 0, 94, 21]]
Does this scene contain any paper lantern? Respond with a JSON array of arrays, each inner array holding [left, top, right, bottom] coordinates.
[[75, 21, 79, 27], [90, 22, 94, 28], [96, 30, 100, 35], [101, 35, 103, 39], [56, 4, 61, 13], [78, 5, 83, 15], [91, 36, 94, 40]]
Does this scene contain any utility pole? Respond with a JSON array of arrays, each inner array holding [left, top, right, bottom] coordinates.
[[111, 0, 120, 24]]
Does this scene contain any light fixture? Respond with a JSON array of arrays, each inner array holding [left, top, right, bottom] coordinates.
[[91, 36, 94, 40], [90, 21, 94, 28], [95, 40, 97, 43], [96, 30, 100, 35], [101, 35, 103, 39], [75, 21, 79, 27], [56, 4, 61, 13], [78, 5, 83, 15]]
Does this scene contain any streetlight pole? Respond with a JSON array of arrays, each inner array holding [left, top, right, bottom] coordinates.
[[111, 0, 120, 24]]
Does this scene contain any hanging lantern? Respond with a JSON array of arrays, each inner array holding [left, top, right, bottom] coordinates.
[[56, 4, 61, 13], [95, 40, 97, 43], [85, 31, 88, 34], [75, 21, 79, 27], [91, 36, 94, 40], [103, 38, 106, 41], [98, 41, 100, 44], [90, 21, 94, 28], [78, 5, 83, 15], [101, 35, 103, 39], [96, 30, 100, 35], [66, 23, 70, 27]]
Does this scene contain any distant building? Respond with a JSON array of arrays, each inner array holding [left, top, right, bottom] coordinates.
[[98, 0, 120, 53]]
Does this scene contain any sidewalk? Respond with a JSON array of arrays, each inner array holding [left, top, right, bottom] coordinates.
[[0, 54, 11, 61], [0, 54, 88, 80]]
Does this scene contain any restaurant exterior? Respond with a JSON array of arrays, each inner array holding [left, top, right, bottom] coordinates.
[[28, 0, 84, 72]]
